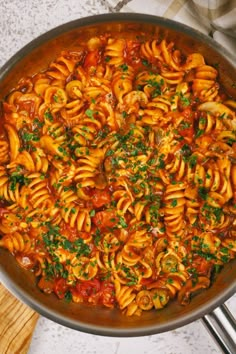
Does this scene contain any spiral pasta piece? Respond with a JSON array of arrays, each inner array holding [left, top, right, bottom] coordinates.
[[0, 231, 33, 254], [0, 139, 9, 164], [46, 51, 81, 81], [192, 65, 219, 101], [112, 65, 134, 104], [104, 38, 126, 66], [163, 183, 186, 240]]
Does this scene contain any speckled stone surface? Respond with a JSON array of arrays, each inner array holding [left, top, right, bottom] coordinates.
[[0, 1, 235, 353]]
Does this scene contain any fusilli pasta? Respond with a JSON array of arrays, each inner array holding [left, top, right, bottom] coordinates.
[[0, 32, 235, 316]]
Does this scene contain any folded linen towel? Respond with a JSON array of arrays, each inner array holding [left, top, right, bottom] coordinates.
[[190, 0, 236, 36], [190, 0, 236, 54]]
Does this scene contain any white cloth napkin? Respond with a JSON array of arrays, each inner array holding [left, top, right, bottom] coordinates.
[[107, 0, 236, 56], [190, 0, 236, 54]]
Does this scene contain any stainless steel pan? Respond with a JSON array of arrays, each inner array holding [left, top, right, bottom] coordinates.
[[0, 13, 235, 353]]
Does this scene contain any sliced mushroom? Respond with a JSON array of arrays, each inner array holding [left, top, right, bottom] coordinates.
[[178, 276, 210, 305]]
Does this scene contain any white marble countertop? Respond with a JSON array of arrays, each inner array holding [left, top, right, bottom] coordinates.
[[0, 1, 235, 353]]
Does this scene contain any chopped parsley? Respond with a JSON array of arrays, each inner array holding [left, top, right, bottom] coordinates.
[[44, 109, 53, 122], [188, 154, 198, 168], [146, 78, 164, 98], [118, 216, 127, 228], [85, 109, 94, 118], [201, 203, 223, 223], [179, 93, 190, 106], [198, 187, 208, 201], [64, 290, 72, 302], [195, 129, 204, 139], [90, 209, 96, 217], [181, 143, 192, 157], [141, 59, 150, 67], [179, 121, 191, 130], [119, 64, 128, 72], [171, 199, 178, 207], [9, 172, 30, 191]]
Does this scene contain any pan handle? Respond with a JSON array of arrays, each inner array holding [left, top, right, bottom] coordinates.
[[201, 304, 236, 354]]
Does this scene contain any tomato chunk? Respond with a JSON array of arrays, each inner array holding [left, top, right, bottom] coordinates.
[[84, 50, 100, 68], [61, 222, 78, 242], [91, 189, 111, 208], [190, 256, 213, 276], [92, 209, 118, 229], [99, 281, 116, 308], [54, 278, 69, 299], [38, 276, 55, 294], [76, 279, 101, 299]]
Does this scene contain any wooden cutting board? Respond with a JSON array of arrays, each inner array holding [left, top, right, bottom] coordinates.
[[0, 283, 39, 354]]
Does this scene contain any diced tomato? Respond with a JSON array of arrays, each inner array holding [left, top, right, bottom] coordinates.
[[60, 222, 78, 242], [195, 135, 213, 149], [126, 40, 140, 52], [99, 281, 116, 308], [54, 278, 69, 299], [125, 40, 142, 68], [140, 278, 155, 287], [76, 279, 101, 299], [92, 209, 118, 229], [38, 276, 55, 294], [84, 50, 100, 68], [190, 256, 213, 276], [180, 109, 194, 136], [182, 107, 197, 121], [91, 188, 111, 208], [78, 231, 91, 241], [179, 127, 194, 141]]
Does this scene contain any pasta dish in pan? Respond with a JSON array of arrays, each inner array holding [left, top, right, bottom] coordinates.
[[0, 33, 235, 316]]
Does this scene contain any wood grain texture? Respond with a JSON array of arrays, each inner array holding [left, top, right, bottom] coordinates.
[[0, 283, 39, 354]]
